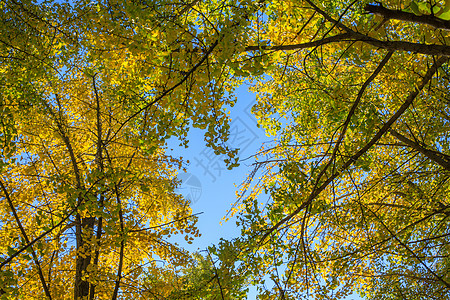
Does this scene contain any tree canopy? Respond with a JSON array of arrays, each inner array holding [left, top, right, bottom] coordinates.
[[228, 0, 450, 299], [0, 0, 243, 298], [0, 0, 449, 299]]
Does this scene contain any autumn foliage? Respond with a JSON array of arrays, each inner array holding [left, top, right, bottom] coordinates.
[[0, 0, 449, 299]]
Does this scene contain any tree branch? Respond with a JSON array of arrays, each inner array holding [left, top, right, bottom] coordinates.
[[0, 180, 52, 299], [207, 250, 225, 300], [365, 3, 450, 31], [89, 75, 105, 300], [245, 33, 353, 51], [111, 183, 125, 300], [352, 33, 450, 56], [275, 0, 450, 56], [244, 29, 450, 57], [129, 212, 203, 233], [388, 128, 450, 171]]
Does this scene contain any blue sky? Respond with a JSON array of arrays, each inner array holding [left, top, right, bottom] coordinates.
[[166, 84, 265, 298], [167, 85, 265, 246]]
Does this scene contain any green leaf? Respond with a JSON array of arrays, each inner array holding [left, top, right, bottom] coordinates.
[[410, 1, 422, 15]]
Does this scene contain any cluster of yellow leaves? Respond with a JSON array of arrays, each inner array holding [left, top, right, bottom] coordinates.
[[0, 0, 252, 298]]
